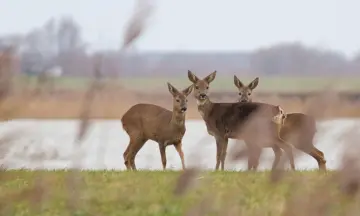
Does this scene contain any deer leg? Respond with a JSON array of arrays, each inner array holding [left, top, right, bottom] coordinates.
[[293, 132, 326, 171], [247, 156, 253, 171], [159, 143, 167, 170], [245, 143, 261, 171], [271, 145, 283, 171], [250, 147, 261, 171], [295, 135, 327, 171], [214, 136, 224, 171], [123, 144, 131, 170], [220, 138, 229, 171], [127, 139, 147, 171], [306, 146, 327, 171], [315, 148, 325, 158], [276, 138, 296, 170], [174, 142, 186, 170], [123, 136, 138, 170], [244, 142, 255, 171], [314, 147, 327, 171]]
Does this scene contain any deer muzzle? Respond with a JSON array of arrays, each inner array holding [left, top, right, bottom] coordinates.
[[199, 93, 207, 100], [180, 107, 187, 113], [239, 99, 248, 103]]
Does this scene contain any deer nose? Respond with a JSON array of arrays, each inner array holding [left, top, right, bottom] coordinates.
[[199, 93, 206, 99], [240, 99, 248, 102], [181, 107, 187, 112]]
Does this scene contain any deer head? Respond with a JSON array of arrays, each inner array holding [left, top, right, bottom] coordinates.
[[187, 70, 217, 105], [167, 82, 193, 113], [233, 76, 259, 102]]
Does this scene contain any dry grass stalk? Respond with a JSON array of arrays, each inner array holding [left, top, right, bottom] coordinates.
[[173, 167, 200, 196], [0, 172, 49, 214], [269, 91, 343, 182], [0, 47, 14, 101], [62, 0, 151, 203], [279, 123, 360, 216], [0, 48, 32, 214], [281, 176, 334, 216], [185, 196, 214, 216], [65, 56, 104, 213], [227, 104, 300, 175], [337, 127, 360, 197], [303, 86, 341, 119], [234, 76, 328, 174], [76, 56, 103, 142], [121, 0, 154, 49], [2, 4, 360, 214], [0, 46, 38, 121]]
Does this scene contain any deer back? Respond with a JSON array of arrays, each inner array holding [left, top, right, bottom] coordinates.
[[205, 102, 282, 139], [280, 112, 317, 144], [121, 82, 192, 143], [121, 103, 174, 137]]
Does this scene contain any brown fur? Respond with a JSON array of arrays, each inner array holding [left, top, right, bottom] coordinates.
[[234, 75, 259, 102], [121, 82, 193, 170], [188, 70, 295, 171], [234, 75, 327, 171]]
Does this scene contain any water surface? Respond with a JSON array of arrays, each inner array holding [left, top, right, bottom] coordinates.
[[0, 118, 359, 171]]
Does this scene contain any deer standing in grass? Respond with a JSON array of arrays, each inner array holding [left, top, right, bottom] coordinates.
[[233, 75, 327, 171], [187, 70, 295, 171], [122, 83, 193, 171]]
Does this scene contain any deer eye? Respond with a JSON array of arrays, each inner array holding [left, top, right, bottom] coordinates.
[[248, 93, 251, 96], [238, 93, 242, 96], [195, 86, 199, 89], [186, 99, 188, 102], [176, 99, 180, 102], [206, 86, 209, 89]]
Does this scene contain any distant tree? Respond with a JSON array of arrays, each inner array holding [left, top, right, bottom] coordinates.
[[249, 43, 350, 75], [57, 17, 85, 54]]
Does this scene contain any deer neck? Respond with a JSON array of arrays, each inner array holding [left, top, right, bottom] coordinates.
[[170, 109, 186, 127], [197, 98, 213, 119]]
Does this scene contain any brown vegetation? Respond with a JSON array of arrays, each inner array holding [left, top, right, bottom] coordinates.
[[2, 2, 360, 215], [0, 87, 359, 121]]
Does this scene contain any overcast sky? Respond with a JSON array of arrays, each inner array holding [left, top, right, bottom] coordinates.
[[0, 0, 359, 57]]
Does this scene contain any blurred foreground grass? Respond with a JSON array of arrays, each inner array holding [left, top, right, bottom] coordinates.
[[0, 170, 356, 216]]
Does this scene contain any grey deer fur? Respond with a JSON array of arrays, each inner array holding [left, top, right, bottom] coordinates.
[[233, 75, 327, 171], [188, 70, 295, 171]]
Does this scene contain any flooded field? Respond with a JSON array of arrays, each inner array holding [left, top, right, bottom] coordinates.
[[0, 118, 359, 171]]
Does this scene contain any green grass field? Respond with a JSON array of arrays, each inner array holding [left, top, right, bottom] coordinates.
[[0, 170, 357, 215], [17, 75, 360, 93]]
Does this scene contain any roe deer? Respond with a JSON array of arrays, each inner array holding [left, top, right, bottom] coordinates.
[[187, 70, 295, 171], [122, 82, 193, 171], [233, 75, 327, 171]]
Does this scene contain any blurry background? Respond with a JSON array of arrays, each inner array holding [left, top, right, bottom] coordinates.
[[1, 2, 360, 214], [0, 0, 359, 119]]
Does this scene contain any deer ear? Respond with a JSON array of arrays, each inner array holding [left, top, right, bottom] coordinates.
[[167, 82, 179, 96], [188, 70, 199, 83], [204, 70, 216, 84], [182, 84, 194, 97], [248, 77, 259, 90], [233, 75, 244, 89]]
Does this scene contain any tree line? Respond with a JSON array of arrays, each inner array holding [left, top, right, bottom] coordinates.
[[0, 17, 359, 78]]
